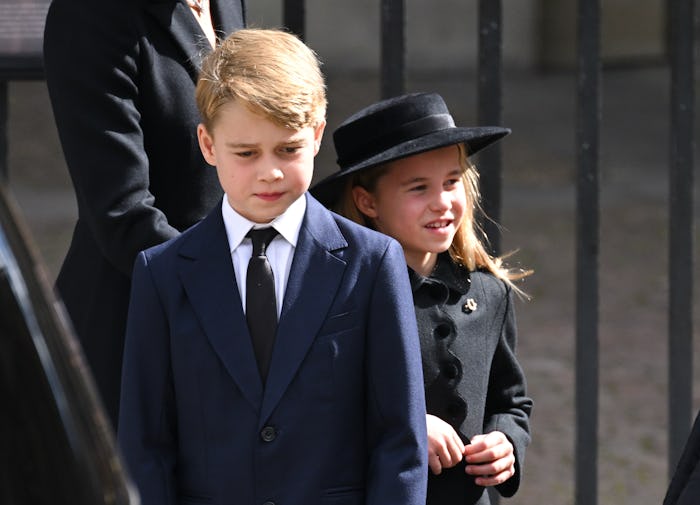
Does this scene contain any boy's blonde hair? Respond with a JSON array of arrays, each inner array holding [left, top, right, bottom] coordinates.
[[334, 144, 531, 294], [196, 28, 327, 130]]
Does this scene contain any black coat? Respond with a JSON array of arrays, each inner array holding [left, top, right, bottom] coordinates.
[[410, 254, 533, 505], [664, 411, 700, 505], [43, 0, 246, 427]]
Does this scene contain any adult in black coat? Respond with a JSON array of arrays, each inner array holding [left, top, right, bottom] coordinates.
[[43, 0, 246, 428], [664, 411, 700, 505]]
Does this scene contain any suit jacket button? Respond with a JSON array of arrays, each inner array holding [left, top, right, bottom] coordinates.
[[260, 426, 277, 442]]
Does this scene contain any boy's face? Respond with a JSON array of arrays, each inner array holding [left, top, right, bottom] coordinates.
[[198, 100, 325, 223]]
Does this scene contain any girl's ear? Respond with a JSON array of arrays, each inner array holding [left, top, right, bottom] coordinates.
[[351, 186, 379, 219], [197, 123, 217, 166]]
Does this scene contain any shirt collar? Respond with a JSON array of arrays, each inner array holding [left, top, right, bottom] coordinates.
[[221, 194, 307, 252]]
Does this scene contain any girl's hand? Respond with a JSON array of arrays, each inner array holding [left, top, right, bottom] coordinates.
[[464, 431, 515, 486], [426, 414, 465, 475]]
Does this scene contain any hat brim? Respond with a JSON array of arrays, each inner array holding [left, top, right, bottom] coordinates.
[[311, 126, 510, 207]]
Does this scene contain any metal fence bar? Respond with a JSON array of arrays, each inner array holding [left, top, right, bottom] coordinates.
[[667, 0, 696, 479], [380, 0, 405, 99], [477, 0, 503, 257], [477, 3, 503, 495], [575, 0, 601, 504], [0, 81, 7, 183], [283, 0, 306, 40]]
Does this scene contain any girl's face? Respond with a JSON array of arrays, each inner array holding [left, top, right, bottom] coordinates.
[[352, 144, 467, 276]]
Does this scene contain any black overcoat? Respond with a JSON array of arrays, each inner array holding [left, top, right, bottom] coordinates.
[[43, 0, 246, 427], [411, 254, 533, 505], [664, 410, 700, 505]]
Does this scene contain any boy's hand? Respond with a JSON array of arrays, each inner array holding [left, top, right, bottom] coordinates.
[[464, 431, 515, 487], [426, 414, 465, 475]]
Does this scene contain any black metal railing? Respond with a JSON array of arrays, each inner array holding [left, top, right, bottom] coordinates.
[[575, 2, 601, 505], [380, 0, 406, 100], [0, 0, 48, 183], [667, 0, 696, 481], [476, 0, 504, 257]]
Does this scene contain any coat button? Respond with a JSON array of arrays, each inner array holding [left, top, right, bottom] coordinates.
[[433, 323, 452, 339], [260, 426, 277, 442], [447, 401, 466, 418], [442, 363, 460, 379]]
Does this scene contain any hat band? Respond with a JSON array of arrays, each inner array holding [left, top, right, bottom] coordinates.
[[337, 113, 455, 169]]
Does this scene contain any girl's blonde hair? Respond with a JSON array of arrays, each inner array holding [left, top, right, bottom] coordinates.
[[196, 28, 327, 130], [334, 143, 531, 294]]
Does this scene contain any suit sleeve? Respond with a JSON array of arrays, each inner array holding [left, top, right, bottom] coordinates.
[[43, 0, 179, 276], [118, 252, 177, 505], [364, 239, 428, 505], [484, 287, 533, 498]]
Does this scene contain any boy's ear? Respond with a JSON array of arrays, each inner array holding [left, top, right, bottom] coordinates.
[[351, 186, 379, 219], [197, 123, 217, 166], [312, 120, 326, 156]]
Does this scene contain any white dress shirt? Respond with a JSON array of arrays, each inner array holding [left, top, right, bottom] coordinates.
[[221, 195, 306, 318]]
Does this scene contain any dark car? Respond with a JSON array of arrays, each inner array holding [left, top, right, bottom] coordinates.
[[0, 184, 137, 505]]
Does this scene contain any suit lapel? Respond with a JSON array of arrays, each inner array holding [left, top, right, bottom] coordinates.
[[145, 0, 212, 78], [178, 206, 263, 409], [259, 196, 348, 424]]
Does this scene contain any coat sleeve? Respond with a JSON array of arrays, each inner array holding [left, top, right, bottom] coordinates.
[[484, 287, 533, 498], [43, 0, 179, 276], [118, 252, 177, 505], [364, 239, 428, 505]]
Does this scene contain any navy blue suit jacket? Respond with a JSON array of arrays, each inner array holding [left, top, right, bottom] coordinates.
[[118, 195, 428, 505]]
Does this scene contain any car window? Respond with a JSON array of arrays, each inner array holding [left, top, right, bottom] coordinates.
[[0, 186, 137, 505]]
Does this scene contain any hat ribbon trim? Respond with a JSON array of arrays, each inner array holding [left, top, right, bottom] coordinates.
[[337, 113, 455, 169]]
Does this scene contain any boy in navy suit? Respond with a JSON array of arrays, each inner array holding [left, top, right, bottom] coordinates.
[[118, 28, 428, 505]]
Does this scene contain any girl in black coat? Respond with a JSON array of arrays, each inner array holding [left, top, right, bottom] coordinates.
[[43, 0, 246, 428], [312, 92, 533, 505]]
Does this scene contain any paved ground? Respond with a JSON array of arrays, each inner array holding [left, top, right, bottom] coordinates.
[[5, 66, 700, 505]]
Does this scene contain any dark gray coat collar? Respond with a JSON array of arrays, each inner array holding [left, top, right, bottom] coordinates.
[[408, 252, 472, 296]]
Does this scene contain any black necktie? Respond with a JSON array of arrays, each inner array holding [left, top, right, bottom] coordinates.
[[246, 227, 279, 382]]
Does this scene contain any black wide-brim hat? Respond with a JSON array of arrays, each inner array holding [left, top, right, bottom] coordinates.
[[311, 92, 511, 206]]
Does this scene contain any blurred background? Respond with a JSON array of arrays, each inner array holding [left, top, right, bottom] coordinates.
[[3, 1, 700, 503]]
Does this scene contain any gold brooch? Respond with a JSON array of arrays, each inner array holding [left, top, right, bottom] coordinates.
[[463, 298, 477, 313]]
